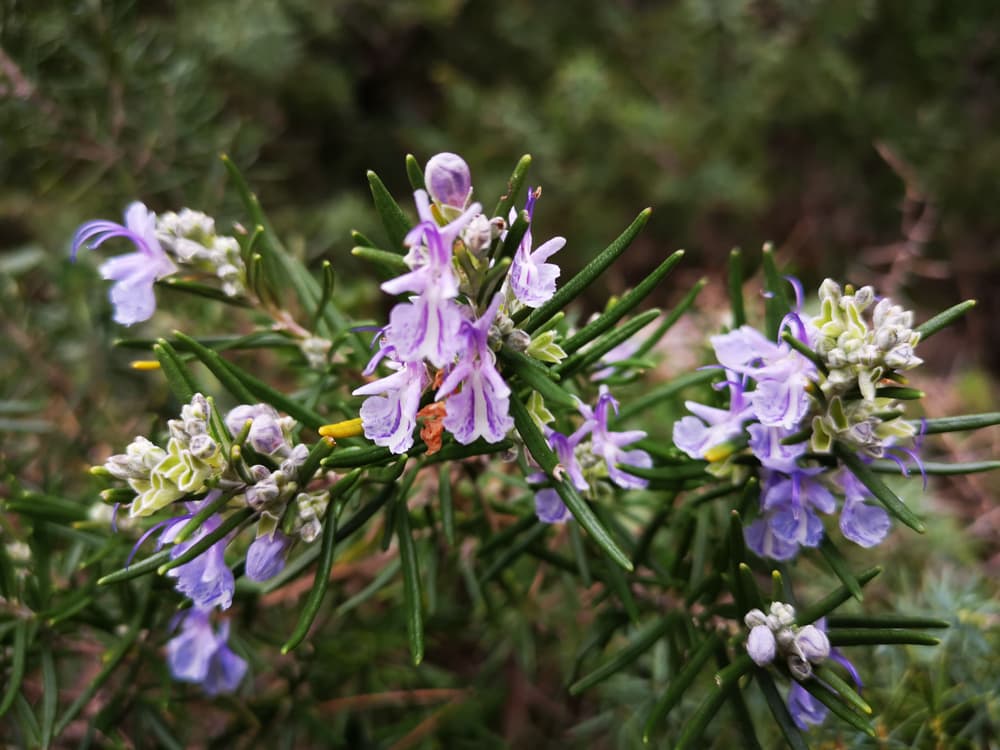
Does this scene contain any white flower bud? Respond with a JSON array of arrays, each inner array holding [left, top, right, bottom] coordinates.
[[743, 608, 768, 628], [769, 602, 796, 627], [794, 624, 830, 663], [747, 625, 777, 666]]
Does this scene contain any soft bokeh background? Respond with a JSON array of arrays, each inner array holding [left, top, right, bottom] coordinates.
[[1, 1, 998, 747]]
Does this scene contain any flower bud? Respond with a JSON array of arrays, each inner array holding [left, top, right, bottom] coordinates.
[[747, 625, 777, 666], [424, 152, 472, 208], [743, 608, 768, 628], [769, 602, 796, 627], [187, 434, 218, 460], [794, 624, 830, 663], [787, 653, 813, 680], [246, 530, 293, 582]]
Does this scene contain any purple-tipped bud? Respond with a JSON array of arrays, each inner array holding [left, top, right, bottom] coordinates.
[[246, 531, 293, 582], [747, 625, 777, 666], [794, 624, 830, 663], [424, 152, 472, 208]]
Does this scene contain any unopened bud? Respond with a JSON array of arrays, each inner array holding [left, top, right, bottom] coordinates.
[[425, 152, 472, 208]]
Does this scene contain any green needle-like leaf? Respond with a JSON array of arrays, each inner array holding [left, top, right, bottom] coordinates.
[[915, 299, 976, 340], [835, 443, 926, 533], [516, 208, 652, 332], [172, 332, 256, 404], [632, 277, 708, 360], [478, 522, 548, 584], [642, 632, 720, 741], [499, 209, 531, 259], [396, 497, 424, 665], [158, 509, 253, 575], [405, 153, 425, 191], [98, 549, 172, 585], [799, 678, 876, 737], [492, 154, 532, 221], [755, 669, 810, 750], [762, 243, 790, 340], [153, 341, 196, 404], [616, 369, 718, 422], [211, 355, 326, 430], [827, 628, 940, 646], [172, 491, 233, 544], [813, 663, 872, 715], [40, 649, 57, 749], [157, 278, 253, 307], [555, 307, 660, 379], [870, 459, 1000, 475], [561, 250, 684, 354], [351, 245, 410, 277], [510, 395, 633, 571], [818, 536, 863, 601], [914, 412, 1000, 434], [0, 621, 27, 716], [438, 466, 455, 548], [367, 170, 412, 251], [499, 347, 576, 408], [728, 248, 746, 328], [282, 497, 341, 653], [795, 567, 881, 626], [825, 613, 949, 629], [675, 654, 753, 750], [570, 616, 674, 695]]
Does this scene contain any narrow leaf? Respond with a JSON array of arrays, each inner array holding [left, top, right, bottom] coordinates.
[[405, 154, 425, 191], [632, 277, 707, 360], [825, 614, 949, 629], [40, 649, 57, 749], [915, 299, 976, 340], [172, 332, 256, 404], [798, 678, 876, 736], [438, 466, 455, 548], [795, 567, 881, 626], [555, 307, 660, 379], [827, 628, 940, 646], [0, 621, 28, 716], [761, 243, 790, 340], [674, 654, 751, 750], [835, 443, 926, 533], [914, 412, 1000, 434], [367, 170, 411, 251], [158, 509, 253, 574], [870, 459, 1000, 475], [813, 663, 872, 715], [510, 395, 633, 571], [562, 250, 684, 354], [818, 535, 863, 601], [492, 154, 532, 221], [152, 341, 195, 403], [755, 670, 810, 750], [351, 245, 410, 276], [570, 616, 673, 695], [396, 498, 424, 665], [642, 632, 720, 741], [517, 208, 652, 332], [728, 249, 746, 328], [98, 549, 171, 586]]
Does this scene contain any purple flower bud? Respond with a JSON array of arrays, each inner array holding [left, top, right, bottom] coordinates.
[[424, 152, 472, 208], [794, 624, 830, 663], [246, 531, 293, 582], [747, 625, 777, 666]]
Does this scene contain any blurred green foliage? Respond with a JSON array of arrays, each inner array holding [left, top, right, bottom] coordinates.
[[1, 1, 998, 747]]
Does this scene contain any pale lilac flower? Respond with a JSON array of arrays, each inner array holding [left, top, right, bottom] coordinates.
[[838, 471, 891, 548], [747, 625, 777, 666], [424, 152, 472, 208], [71, 202, 177, 325], [246, 530, 293, 582], [534, 489, 570, 524], [383, 191, 481, 367], [745, 472, 835, 560], [167, 609, 247, 696], [747, 423, 808, 474], [354, 352, 430, 455], [788, 682, 827, 729], [508, 189, 564, 308], [579, 386, 651, 489], [794, 624, 831, 663], [673, 373, 754, 460], [436, 294, 514, 445], [161, 505, 234, 611]]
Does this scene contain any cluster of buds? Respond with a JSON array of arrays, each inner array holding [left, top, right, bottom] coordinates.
[[103, 394, 226, 517], [744, 603, 830, 680], [156, 208, 247, 297], [813, 280, 922, 398]]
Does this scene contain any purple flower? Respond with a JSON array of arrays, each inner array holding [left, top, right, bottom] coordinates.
[[747, 423, 808, 474], [745, 472, 835, 560], [838, 471, 891, 548], [534, 488, 570, 524], [166, 609, 247, 696], [246, 530, 293, 582], [354, 352, 430, 454], [71, 202, 177, 325], [711, 326, 816, 430], [161, 509, 234, 611], [579, 386, 651, 489], [383, 190, 481, 367], [673, 373, 754, 460], [788, 682, 827, 729], [424, 152, 472, 208], [225, 404, 288, 456], [508, 189, 564, 308], [436, 294, 514, 445]]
